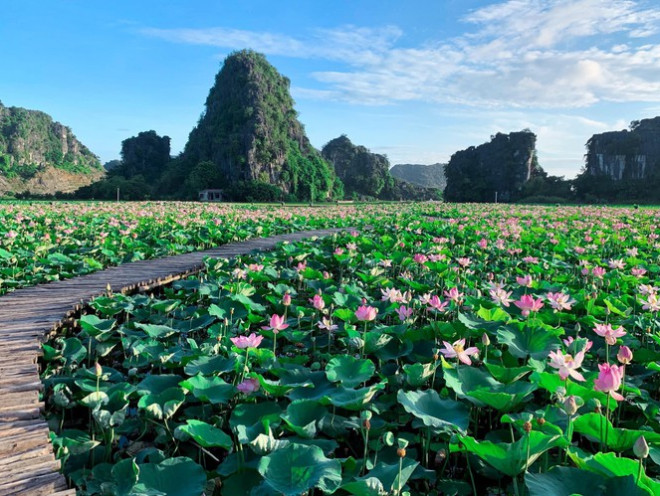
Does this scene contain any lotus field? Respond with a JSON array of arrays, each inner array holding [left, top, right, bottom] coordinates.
[[22, 204, 660, 494], [0, 201, 381, 295]]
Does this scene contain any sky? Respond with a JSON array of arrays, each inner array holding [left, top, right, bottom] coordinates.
[[2, 1, 660, 179]]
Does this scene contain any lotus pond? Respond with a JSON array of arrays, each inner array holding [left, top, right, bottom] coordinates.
[[0, 201, 394, 295], [40, 204, 660, 495]]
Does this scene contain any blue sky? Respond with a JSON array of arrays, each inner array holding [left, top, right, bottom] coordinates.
[[2, 0, 660, 178]]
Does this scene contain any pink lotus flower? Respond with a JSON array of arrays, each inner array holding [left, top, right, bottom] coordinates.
[[617, 345, 633, 365], [522, 256, 539, 264], [334, 247, 345, 256], [639, 284, 659, 296], [562, 336, 593, 352], [439, 339, 479, 365], [413, 253, 428, 264], [318, 317, 338, 331], [444, 287, 464, 303], [594, 362, 624, 401], [477, 238, 488, 250], [381, 287, 403, 303], [230, 333, 264, 349], [310, 294, 326, 311], [261, 314, 289, 334], [593, 323, 626, 345], [592, 266, 606, 278], [546, 292, 576, 312], [428, 295, 449, 313], [236, 377, 260, 394], [396, 305, 413, 322], [631, 267, 647, 277], [548, 349, 586, 381], [608, 259, 625, 270], [640, 293, 660, 312], [514, 294, 544, 317], [457, 257, 472, 268], [282, 293, 292, 306], [490, 287, 513, 307], [516, 274, 533, 287], [355, 305, 378, 322]]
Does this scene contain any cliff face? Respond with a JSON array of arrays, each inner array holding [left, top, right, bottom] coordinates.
[[321, 135, 439, 200], [585, 117, 660, 180], [444, 131, 538, 203], [179, 50, 339, 200], [0, 101, 100, 175], [390, 163, 447, 190]]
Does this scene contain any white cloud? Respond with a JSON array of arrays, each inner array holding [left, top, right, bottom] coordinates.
[[140, 0, 660, 109]]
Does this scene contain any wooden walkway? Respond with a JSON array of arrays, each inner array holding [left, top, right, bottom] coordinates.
[[0, 228, 344, 496]]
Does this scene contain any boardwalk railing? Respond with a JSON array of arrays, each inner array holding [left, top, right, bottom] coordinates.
[[0, 228, 344, 496]]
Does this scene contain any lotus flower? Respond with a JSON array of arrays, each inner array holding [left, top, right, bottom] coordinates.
[[546, 292, 576, 312], [236, 377, 260, 394], [593, 362, 624, 401], [261, 314, 289, 334], [548, 349, 586, 381], [396, 305, 413, 322], [514, 294, 544, 317], [617, 345, 633, 365], [439, 339, 479, 366], [230, 333, 264, 349], [593, 323, 626, 345], [310, 294, 326, 311], [355, 305, 378, 322]]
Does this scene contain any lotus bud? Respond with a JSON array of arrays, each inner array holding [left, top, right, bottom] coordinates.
[[563, 395, 579, 416], [482, 333, 490, 346], [617, 345, 633, 365], [282, 293, 291, 306], [94, 362, 103, 378], [634, 436, 649, 459]]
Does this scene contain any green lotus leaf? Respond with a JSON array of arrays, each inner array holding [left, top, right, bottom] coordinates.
[[325, 355, 375, 388], [230, 401, 283, 444], [397, 389, 470, 433], [282, 399, 327, 438], [258, 443, 342, 496], [62, 337, 87, 365], [458, 432, 568, 477], [137, 457, 207, 496], [572, 413, 660, 452], [179, 374, 234, 404], [137, 387, 185, 420], [525, 466, 646, 496], [134, 322, 178, 339], [79, 314, 116, 339], [183, 354, 235, 376], [322, 382, 386, 410], [175, 419, 233, 449], [136, 375, 184, 396], [497, 325, 561, 360], [568, 449, 660, 495]]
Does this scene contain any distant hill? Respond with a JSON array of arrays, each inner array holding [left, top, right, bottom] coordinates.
[[573, 117, 660, 203], [390, 163, 446, 190], [0, 100, 102, 195], [444, 130, 540, 203], [322, 135, 439, 201]]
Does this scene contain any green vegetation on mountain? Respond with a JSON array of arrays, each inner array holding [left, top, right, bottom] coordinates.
[[390, 163, 447, 190], [0, 100, 102, 195], [161, 49, 341, 201], [444, 130, 541, 203], [321, 135, 439, 200]]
